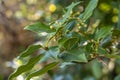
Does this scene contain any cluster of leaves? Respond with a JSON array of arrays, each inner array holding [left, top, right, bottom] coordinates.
[[9, 0, 120, 80]]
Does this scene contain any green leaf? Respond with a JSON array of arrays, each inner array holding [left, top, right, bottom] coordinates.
[[117, 4, 120, 29], [112, 29, 120, 37], [58, 37, 69, 47], [40, 46, 59, 62], [9, 54, 44, 80], [95, 26, 112, 41], [24, 22, 55, 33], [100, 36, 112, 47], [105, 54, 120, 59], [61, 2, 81, 24], [117, 44, 120, 49], [19, 44, 42, 58], [98, 48, 120, 59], [58, 37, 79, 50], [97, 47, 109, 55], [59, 48, 88, 63], [26, 62, 59, 80], [96, 47, 120, 59], [85, 42, 94, 54], [64, 37, 79, 50], [64, 21, 76, 33], [46, 46, 60, 59], [114, 75, 120, 80], [92, 60, 102, 79], [79, 0, 98, 22]]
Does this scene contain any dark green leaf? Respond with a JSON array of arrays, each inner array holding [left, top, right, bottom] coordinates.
[[54, 27, 63, 39], [24, 22, 55, 33], [26, 62, 59, 80], [97, 47, 109, 55], [58, 37, 79, 50], [58, 37, 69, 46], [79, 0, 98, 22], [59, 48, 88, 63], [85, 42, 94, 53], [117, 44, 120, 49], [61, 2, 81, 24], [64, 21, 76, 33], [112, 29, 120, 37], [64, 37, 79, 50], [9, 54, 44, 80], [100, 36, 112, 47], [19, 44, 42, 58]]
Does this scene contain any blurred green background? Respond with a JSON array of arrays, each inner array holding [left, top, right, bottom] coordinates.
[[0, 0, 120, 80]]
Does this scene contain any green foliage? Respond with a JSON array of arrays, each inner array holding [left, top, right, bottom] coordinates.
[[26, 62, 59, 80], [59, 48, 88, 63], [91, 60, 102, 79], [24, 22, 55, 33], [9, 0, 120, 80], [79, 0, 98, 22], [61, 2, 81, 24], [117, 5, 120, 29], [94, 26, 112, 41], [115, 75, 120, 80], [9, 54, 44, 80], [19, 44, 42, 58]]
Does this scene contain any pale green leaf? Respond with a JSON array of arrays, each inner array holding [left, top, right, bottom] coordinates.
[[92, 60, 102, 79]]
